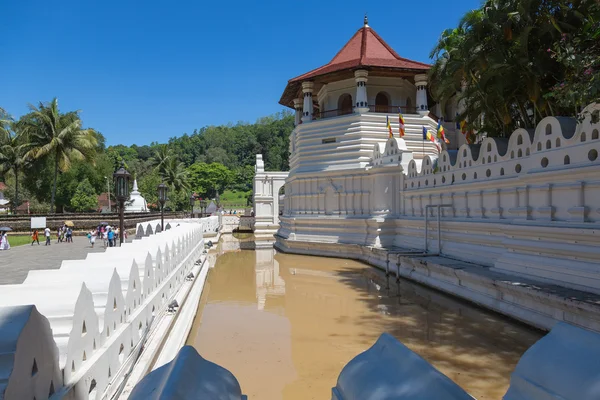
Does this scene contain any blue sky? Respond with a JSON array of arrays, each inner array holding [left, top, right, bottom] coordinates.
[[1, 0, 479, 146]]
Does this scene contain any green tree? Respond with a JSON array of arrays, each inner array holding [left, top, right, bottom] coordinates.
[[0, 111, 29, 211], [20, 98, 98, 213], [70, 178, 98, 212], [545, 1, 600, 114], [161, 157, 190, 192], [231, 164, 255, 192], [187, 162, 232, 199], [150, 144, 173, 176], [429, 0, 600, 137]]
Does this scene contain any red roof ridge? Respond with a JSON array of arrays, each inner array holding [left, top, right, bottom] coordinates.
[[288, 25, 430, 84]]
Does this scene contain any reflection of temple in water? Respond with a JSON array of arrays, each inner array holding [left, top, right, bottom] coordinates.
[[190, 237, 542, 399], [255, 249, 286, 310]]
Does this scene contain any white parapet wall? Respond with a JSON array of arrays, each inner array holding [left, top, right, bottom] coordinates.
[[0, 305, 63, 400], [0, 217, 216, 400], [279, 104, 600, 294]]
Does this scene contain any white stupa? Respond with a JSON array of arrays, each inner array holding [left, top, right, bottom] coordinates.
[[125, 179, 149, 213]]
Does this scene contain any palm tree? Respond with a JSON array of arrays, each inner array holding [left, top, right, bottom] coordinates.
[[428, 0, 594, 136], [150, 145, 172, 177], [160, 157, 189, 192], [20, 98, 98, 213], [0, 112, 29, 212]]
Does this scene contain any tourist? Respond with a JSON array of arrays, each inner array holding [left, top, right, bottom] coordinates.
[[89, 228, 97, 248], [44, 227, 51, 246], [66, 227, 73, 243], [31, 229, 40, 245], [57, 226, 61, 243], [102, 227, 108, 248], [115, 227, 120, 246], [107, 227, 115, 247], [0, 232, 9, 250]]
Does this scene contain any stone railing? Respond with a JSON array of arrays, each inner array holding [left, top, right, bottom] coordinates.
[[0, 218, 210, 400], [397, 104, 600, 294], [281, 104, 600, 294], [135, 215, 220, 239]]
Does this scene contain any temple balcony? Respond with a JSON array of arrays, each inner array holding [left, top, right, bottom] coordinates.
[[288, 111, 441, 174]]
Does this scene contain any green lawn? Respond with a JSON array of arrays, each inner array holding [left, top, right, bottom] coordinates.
[[5, 234, 34, 247], [220, 189, 251, 207]]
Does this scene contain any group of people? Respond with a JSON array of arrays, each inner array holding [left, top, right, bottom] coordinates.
[[87, 225, 126, 248], [31, 226, 65, 246], [57, 225, 74, 243]]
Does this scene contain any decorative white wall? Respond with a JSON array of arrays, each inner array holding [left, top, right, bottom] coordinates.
[[253, 154, 288, 240], [279, 103, 600, 295], [0, 218, 212, 400]]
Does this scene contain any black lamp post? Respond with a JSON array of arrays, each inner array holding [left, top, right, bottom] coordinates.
[[199, 199, 207, 218], [113, 164, 131, 245], [157, 183, 168, 231], [158, 183, 169, 232], [189, 194, 195, 218]]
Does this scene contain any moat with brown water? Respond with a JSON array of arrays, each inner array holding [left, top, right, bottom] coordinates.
[[186, 235, 542, 400]]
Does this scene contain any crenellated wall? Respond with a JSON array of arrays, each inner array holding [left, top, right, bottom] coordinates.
[[279, 103, 600, 296], [0, 217, 218, 400]]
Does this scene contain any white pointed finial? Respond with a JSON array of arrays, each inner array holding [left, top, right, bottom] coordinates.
[[364, 14, 369, 27], [132, 178, 139, 192]]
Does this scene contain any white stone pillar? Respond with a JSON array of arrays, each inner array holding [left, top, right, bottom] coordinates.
[[301, 82, 314, 123], [354, 70, 369, 113], [415, 74, 429, 116], [293, 98, 302, 126]]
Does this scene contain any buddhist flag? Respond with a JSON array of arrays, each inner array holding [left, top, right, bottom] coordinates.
[[398, 111, 405, 137], [423, 126, 441, 151], [386, 116, 393, 138], [460, 120, 467, 135], [437, 119, 450, 144]]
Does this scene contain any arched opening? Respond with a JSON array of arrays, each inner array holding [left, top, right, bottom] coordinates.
[[337, 93, 353, 116], [89, 379, 97, 399], [278, 185, 285, 216], [118, 344, 125, 364], [375, 92, 390, 113]]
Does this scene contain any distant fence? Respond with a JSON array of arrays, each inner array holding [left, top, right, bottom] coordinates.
[[0, 212, 185, 232]]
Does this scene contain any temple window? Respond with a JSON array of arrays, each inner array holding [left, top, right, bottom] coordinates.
[[338, 93, 353, 116], [375, 92, 390, 113]]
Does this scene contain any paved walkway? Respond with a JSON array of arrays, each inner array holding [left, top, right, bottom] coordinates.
[[0, 238, 108, 285]]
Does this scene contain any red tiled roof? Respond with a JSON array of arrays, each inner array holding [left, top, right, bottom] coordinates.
[[15, 201, 29, 211], [290, 25, 430, 83], [98, 192, 116, 207], [279, 23, 430, 107]]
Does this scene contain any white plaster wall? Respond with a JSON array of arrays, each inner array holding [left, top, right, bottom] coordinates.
[[0, 305, 62, 400], [0, 218, 210, 400], [290, 112, 438, 174], [280, 103, 600, 294]]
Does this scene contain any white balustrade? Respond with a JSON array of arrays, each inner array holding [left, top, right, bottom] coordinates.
[[0, 217, 212, 400]]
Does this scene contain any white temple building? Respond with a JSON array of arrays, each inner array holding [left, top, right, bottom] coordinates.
[[274, 17, 600, 333], [125, 179, 149, 213]]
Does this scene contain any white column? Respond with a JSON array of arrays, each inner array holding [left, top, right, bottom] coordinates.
[[301, 82, 314, 123], [415, 74, 429, 116], [293, 98, 302, 126], [354, 69, 369, 113]]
